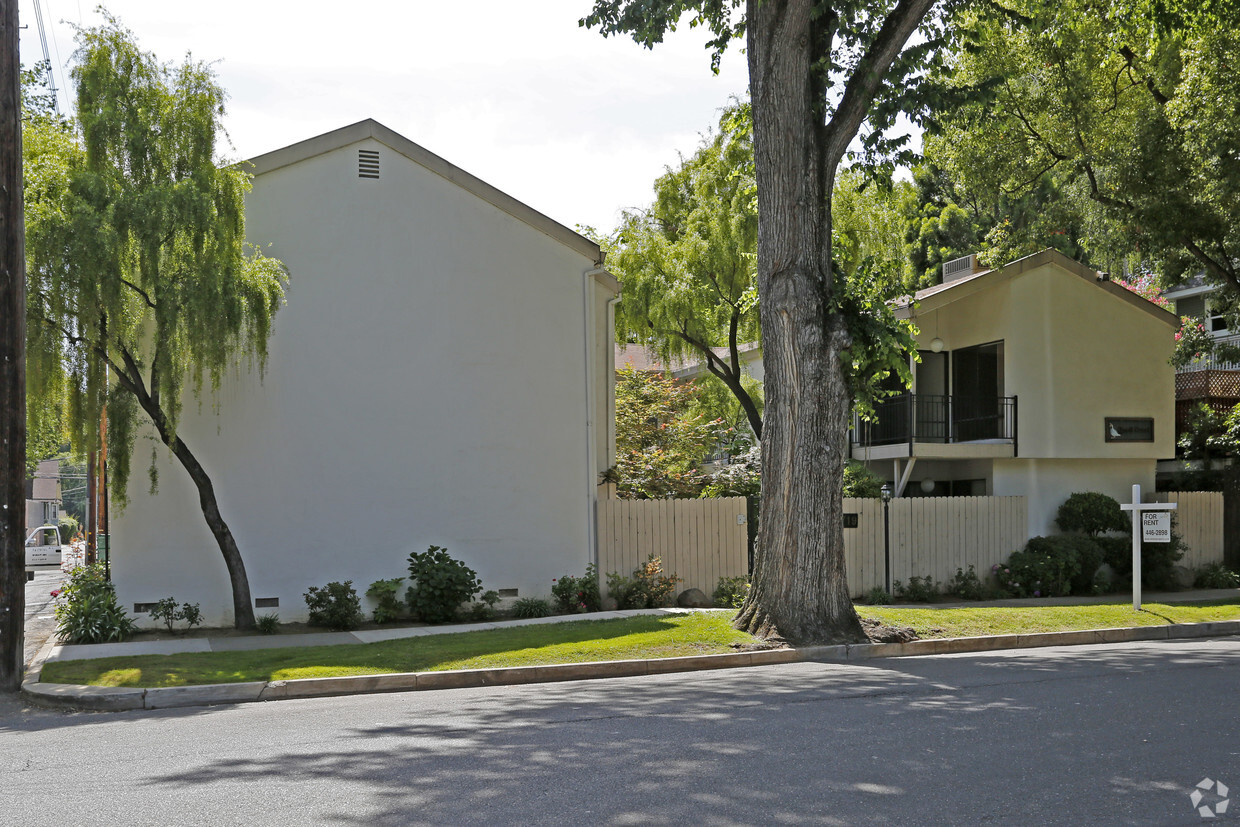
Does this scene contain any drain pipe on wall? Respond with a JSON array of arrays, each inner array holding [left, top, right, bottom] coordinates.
[[583, 265, 620, 570]]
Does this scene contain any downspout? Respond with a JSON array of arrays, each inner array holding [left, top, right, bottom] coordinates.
[[583, 265, 620, 569]]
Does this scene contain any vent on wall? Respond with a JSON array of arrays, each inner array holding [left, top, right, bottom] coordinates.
[[358, 149, 380, 179], [255, 597, 279, 608]]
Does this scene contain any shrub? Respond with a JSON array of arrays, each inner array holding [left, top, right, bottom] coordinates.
[[862, 586, 890, 605], [945, 565, 988, 601], [712, 575, 750, 609], [1055, 492, 1127, 537], [511, 597, 553, 618], [57, 514, 80, 542], [606, 555, 682, 609], [468, 590, 502, 621], [893, 575, 939, 603], [304, 581, 364, 631], [1194, 562, 1240, 589], [405, 545, 482, 624], [54, 563, 136, 644], [148, 597, 203, 633], [255, 613, 280, 634], [366, 578, 405, 624], [1095, 528, 1186, 591], [994, 535, 1103, 598], [552, 564, 602, 614]]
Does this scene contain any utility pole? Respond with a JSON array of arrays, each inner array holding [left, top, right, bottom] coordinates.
[[0, 0, 27, 692]]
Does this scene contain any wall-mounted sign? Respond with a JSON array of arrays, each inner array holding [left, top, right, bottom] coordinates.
[[1105, 417, 1154, 443], [843, 513, 859, 529], [1141, 511, 1171, 543]]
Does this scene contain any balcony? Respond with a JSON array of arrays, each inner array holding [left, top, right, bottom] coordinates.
[[851, 393, 1018, 461]]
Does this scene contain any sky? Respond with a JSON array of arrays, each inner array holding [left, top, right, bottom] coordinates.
[[18, 0, 751, 235]]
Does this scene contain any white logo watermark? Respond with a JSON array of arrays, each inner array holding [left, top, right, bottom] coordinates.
[[1190, 778, 1230, 819]]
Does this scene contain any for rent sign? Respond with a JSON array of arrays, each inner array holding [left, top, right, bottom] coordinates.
[[1141, 511, 1171, 543]]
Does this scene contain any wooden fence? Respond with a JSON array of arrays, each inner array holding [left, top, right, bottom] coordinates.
[[843, 496, 1028, 595], [598, 491, 1225, 603], [597, 497, 749, 599], [1155, 491, 1224, 568]]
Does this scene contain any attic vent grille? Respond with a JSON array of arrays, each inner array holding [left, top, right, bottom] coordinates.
[[358, 149, 380, 179], [942, 253, 980, 282]]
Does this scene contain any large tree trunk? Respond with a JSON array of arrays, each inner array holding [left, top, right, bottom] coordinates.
[[733, 0, 866, 644], [162, 431, 257, 631], [119, 358, 256, 630]]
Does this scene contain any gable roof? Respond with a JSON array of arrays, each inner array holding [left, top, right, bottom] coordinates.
[[246, 119, 603, 263], [897, 248, 1179, 328]]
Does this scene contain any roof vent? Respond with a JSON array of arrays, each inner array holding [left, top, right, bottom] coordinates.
[[358, 149, 380, 179], [942, 253, 981, 283]]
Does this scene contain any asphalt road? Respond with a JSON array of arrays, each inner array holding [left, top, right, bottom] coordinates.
[[3, 638, 1239, 825]]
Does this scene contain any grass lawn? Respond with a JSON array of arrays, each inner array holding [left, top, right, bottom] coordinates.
[[40, 599, 1240, 689], [857, 599, 1240, 639], [39, 612, 759, 688]]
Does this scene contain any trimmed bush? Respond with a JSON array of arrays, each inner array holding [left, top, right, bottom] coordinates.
[[405, 545, 482, 624], [1194, 563, 1240, 589], [304, 581, 364, 631], [1056, 492, 1127, 537], [996, 535, 1103, 598]]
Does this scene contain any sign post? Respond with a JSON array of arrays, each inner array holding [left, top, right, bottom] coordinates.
[[1119, 484, 1176, 611]]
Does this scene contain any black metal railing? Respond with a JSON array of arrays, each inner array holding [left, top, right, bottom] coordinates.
[[853, 393, 1017, 450]]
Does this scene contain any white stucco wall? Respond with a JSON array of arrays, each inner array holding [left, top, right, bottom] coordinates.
[[109, 133, 612, 626], [993, 457, 1156, 537]]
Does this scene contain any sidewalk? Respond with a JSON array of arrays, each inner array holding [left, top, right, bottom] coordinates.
[[22, 589, 1240, 712]]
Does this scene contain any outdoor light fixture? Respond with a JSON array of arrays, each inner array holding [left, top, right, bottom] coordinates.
[[920, 478, 936, 494], [930, 337, 944, 353], [880, 484, 893, 595]]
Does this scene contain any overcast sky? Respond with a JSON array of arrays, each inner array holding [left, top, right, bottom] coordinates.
[[18, 0, 750, 235]]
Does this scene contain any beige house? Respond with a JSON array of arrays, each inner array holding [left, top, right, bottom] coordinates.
[[110, 120, 619, 626], [852, 249, 1177, 535]]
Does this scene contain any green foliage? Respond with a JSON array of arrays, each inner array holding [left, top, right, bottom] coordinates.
[[255, 613, 280, 635], [607, 555, 682, 609], [54, 564, 136, 644], [1055, 493, 1128, 537], [552, 565, 602, 614], [843, 461, 884, 499], [57, 514, 81, 542], [995, 535, 1104, 598], [893, 575, 940, 603], [712, 575, 750, 609], [303, 581, 364, 631], [468, 592, 502, 621], [1194, 563, 1240, 590], [928, 0, 1240, 302], [405, 545, 483, 624], [511, 597, 553, 619], [24, 16, 288, 505], [613, 365, 722, 499], [366, 578, 406, 624], [148, 597, 202, 633], [945, 566, 989, 601], [862, 586, 892, 606], [604, 102, 763, 438]]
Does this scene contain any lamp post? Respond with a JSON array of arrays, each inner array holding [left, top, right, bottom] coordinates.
[[880, 483, 893, 596]]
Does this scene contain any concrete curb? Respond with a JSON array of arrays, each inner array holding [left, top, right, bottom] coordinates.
[[22, 619, 1240, 712]]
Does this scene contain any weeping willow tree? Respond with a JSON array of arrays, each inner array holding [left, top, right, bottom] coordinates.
[[24, 16, 286, 629]]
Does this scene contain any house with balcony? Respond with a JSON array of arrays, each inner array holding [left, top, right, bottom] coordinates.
[[1161, 274, 1240, 452], [851, 249, 1178, 536]]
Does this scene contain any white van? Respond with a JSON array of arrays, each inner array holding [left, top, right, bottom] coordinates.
[[24, 524, 64, 567]]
